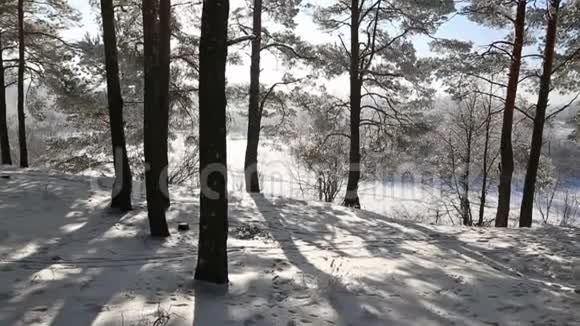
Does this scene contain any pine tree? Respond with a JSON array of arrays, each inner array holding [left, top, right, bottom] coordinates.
[[195, 0, 229, 285], [158, 0, 171, 210], [495, 0, 527, 227], [143, 0, 170, 237], [241, 0, 308, 194], [2, 0, 78, 167], [17, 0, 28, 168], [100, 0, 133, 211], [344, 0, 362, 208], [244, 0, 263, 193], [0, 4, 11, 166], [0, 31, 12, 165], [314, 0, 454, 208], [519, 0, 561, 227], [463, 0, 530, 227]]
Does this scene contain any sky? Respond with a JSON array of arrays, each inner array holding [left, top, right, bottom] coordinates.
[[11, 0, 507, 114], [63, 0, 99, 41], [64, 0, 506, 48]]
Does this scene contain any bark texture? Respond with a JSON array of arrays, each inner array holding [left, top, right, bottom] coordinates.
[[0, 32, 12, 165], [244, 0, 263, 194], [143, 0, 170, 237], [17, 0, 28, 168], [478, 110, 492, 226], [159, 0, 171, 209], [495, 0, 526, 227], [100, 0, 133, 211], [461, 126, 473, 226], [195, 0, 230, 284], [343, 0, 362, 209]]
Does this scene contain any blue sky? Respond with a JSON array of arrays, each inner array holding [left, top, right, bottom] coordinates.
[[415, 15, 508, 57], [62, 0, 513, 97], [64, 0, 507, 55]]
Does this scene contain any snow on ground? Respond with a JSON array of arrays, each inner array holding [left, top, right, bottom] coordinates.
[[1, 167, 579, 325]]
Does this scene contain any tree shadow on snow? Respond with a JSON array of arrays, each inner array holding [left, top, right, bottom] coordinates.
[[2, 170, 578, 325], [0, 170, 194, 326], [243, 194, 580, 326]]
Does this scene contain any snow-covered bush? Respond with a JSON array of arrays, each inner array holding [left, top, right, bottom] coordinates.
[[534, 156, 559, 224], [559, 191, 579, 226], [290, 94, 349, 203]]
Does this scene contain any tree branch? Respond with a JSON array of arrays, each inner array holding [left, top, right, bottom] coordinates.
[[227, 35, 256, 46]]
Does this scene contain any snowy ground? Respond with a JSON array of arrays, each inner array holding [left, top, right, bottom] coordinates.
[[1, 168, 579, 325]]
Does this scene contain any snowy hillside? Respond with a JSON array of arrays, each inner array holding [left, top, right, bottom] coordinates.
[[1, 168, 579, 325]]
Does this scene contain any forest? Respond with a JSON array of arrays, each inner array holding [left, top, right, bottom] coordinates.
[[0, 0, 579, 325]]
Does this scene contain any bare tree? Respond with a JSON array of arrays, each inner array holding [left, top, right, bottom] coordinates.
[[559, 190, 579, 226], [432, 42, 505, 227], [436, 94, 491, 226], [535, 177, 558, 225], [477, 87, 501, 226], [291, 92, 349, 203]]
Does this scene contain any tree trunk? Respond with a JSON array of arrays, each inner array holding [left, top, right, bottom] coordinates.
[[462, 128, 473, 226], [100, 0, 132, 211], [495, 0, 526, 227], [143, 0, 169, 237], [519, 0, 560, 228], [17, 0, 28, 168], [478, 113, 492, 226], [343, 0, 361, 209], [577, 109, 580, 143], [159, 0, 171, 209], [195, 0, 229, 284], [244, 0, 263, 193], [0, 33, 12, 165], [318, 176, 323, 201]]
